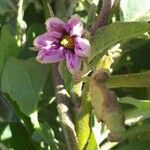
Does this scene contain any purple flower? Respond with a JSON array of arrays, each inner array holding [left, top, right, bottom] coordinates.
[[33, 15, 91, 74]]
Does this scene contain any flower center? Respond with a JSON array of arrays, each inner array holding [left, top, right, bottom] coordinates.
[[60, 35, 74, 50]]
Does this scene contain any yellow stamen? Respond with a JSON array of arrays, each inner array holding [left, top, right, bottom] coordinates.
[[61, 35, 74, 49]]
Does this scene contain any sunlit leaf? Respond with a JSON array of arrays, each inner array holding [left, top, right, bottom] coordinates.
[[1, 57, 49, 115], [32, 123, 59, 150], [119, 97, 150, 125], [85, 132, 99, 150], [120, 0, 150, 22], [89, 22, 150, 66]]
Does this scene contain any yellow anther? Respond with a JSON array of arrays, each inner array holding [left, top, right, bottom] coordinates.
[[60, 35, 74, 49]]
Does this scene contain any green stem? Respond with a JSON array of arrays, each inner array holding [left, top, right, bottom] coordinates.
[[107, 71, 150, 88], [42, 0, 51, 19], [72, 81, 91, 150], [17, 0, 26, 46]]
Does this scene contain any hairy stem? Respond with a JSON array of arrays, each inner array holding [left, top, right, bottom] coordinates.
[[90, 0, 114, 36], [107, 71, 150, 88], [42, 2, 79, 149], [71, 81, 91, 149], [52, 64, 79, 150]]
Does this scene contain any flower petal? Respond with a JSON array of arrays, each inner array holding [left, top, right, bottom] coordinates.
[[65, 52, 82, 74], [75, 37, 91, 57], [37, 46, 65, 63], [67, 15, 83, 37], [33, 32, 58, 50], [50, 31, 63, 39], [45, 17, 67, 33]]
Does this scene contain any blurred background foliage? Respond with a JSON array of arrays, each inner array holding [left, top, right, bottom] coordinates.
[[0, 0, 150, 150]]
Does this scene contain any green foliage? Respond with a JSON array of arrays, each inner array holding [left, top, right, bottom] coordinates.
[[120, 0, 150, 22], [26, 23, 45, 47], [0, 0, 150, 149], [32, 123, 59, 150], [89, 22, 150, 66], [73, 82, 91, 150], [0, 0, 17, 15], [107, 71, 150, 88], [85, 131, 99, 150], [117, 141, 150, 150], [0, 0, 41, 15], [0, 123, 37, 150], [1, 57, 49, 115], [119, 97, 150, 125], [0, 24, 20, 81]]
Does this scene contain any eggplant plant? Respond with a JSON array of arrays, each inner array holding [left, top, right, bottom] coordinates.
[[0, 0, 150, 150]]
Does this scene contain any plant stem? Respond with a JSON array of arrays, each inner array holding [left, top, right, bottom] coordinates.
[[107, 71, 150, 88], [17, 0, 26, 46], [52, 64, 79, 150], [71, 81, 91, 150], [41, 0, 51, 19], [42, 1, 79, 149], [90, 0, 114, 36]]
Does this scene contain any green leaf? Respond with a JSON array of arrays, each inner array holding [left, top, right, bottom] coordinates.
[[0, 0, 41, 15], [89, 22, 150, 66], [0, 0, 17, 15], [26, 23, 45, 47], [0, 24, 20, 81], [59, 61, 72, 92], [120, 0, 150, 22], [119, 97, 150, 125], [20, 23, 45, 59], [0, 143, 8, 150], [123, 124, 150, 141], [0, 123, 37, 150], [85, 132, 99, 150], [117, 141, 150, 150], [74, 82, 91, 150], [0, 92, 17, 122], [54, 0, 67, 18], [32, 123, 59, 150], [1, 57, 49, 115], [85, 3, 97, 30]]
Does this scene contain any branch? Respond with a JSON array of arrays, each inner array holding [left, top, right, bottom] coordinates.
[[41, 2, 79, 149], [90, 0, 114, 36], [71, 81, 91, 149], [17, 0, 26, 46], [107, 71, 150, 88], [52, 63, 79, 150]]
